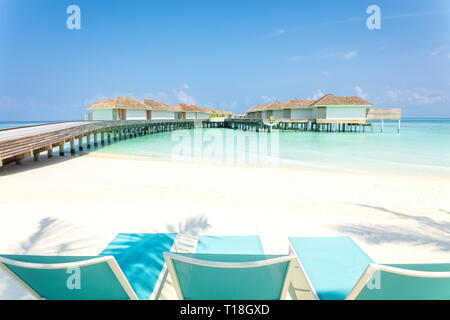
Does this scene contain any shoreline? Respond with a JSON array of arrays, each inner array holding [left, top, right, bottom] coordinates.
[[87, 151, 450, 181]]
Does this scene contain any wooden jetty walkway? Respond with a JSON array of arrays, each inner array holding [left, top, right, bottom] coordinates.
[[0, 120, 201, 167]]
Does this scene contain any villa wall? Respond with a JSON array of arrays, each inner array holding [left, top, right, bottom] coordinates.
[[151, 110, 176, 120], [92, 109, 114, 121], [197, 112, 210, 120], [126, 109, 147, 120], [273, 110, 284, 119], [261, 111, 268, 119], [325, 106, 366, 120], [290, 109, 313, 119], [186, 112, 197, 120]]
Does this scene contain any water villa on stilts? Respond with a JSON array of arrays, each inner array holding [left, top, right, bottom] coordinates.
[[245, 93, 401, 133]]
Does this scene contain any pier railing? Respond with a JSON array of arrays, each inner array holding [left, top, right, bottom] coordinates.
[[0, 120, 203, 167]]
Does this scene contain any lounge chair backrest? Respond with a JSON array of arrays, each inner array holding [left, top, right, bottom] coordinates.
[[347, 263, 450, 300], [0, 255, 137, 300], [164, 252, 296, 300]]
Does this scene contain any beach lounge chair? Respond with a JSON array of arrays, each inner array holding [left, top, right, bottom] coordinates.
[[164, 235, 296, 299], [288, 236, 450, 300], [0, 233, 177, 300]]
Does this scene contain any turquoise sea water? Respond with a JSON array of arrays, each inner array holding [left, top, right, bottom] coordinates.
[[1, 120, 449, 177], [94, 119, 450, 177]]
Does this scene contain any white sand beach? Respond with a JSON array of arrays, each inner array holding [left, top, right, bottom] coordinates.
[[0, 154, 449, 299]]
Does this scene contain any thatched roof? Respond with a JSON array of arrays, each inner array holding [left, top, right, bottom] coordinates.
[[141, 100, 171, 110], [87, 97, 235, 115], [247, 94, 372, 113], [285, 98, 316, 108], [310, 94, 373, 106], [87, 97, 147, 110]]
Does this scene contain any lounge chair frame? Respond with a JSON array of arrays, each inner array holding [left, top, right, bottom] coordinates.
[[164, 252, 297, 300], [0, 255, 138, 300], [0, 235, 178, 300], [346, 263, 450, 300]]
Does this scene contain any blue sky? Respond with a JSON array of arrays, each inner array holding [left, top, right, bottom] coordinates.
[[0, 0, 449, 120]]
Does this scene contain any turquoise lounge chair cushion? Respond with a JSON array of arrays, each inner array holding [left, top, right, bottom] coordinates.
[[196, 235, 264, 254], [355, 263, 450, 300], [0, 255, 130, 300], [100, 232, 177, 300], [288, 236, 374, 300], [171, 253, 290, 300]]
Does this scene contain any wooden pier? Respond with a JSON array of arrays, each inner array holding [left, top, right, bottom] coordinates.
[[225, 118, 372, 133], [0, 120, 202, 167]]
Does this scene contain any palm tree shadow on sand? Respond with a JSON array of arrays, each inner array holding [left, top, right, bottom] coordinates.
[[166, 215, 211, 252], [335, 204, 450, 252], [0, 216, 98, 299]]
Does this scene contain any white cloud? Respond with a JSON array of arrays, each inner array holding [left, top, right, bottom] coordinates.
[[355, 86, 369, 99], [261, 96, 276, 103], [84, 94, 111, 106], [0, 96, 21, 109], [229, 101, 238, 109], [309, 89, 325, 100], [343, 51, 358, 59], [430, 49, 441, 57], [386, 88, 447, 105], [173, 84, 197, 105], [268, 28, 285, 37]]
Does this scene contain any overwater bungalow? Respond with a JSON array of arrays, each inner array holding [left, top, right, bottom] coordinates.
[[247, 94, 372, 121], [86, 97, 150, 121], [86, 97, 233, 121]]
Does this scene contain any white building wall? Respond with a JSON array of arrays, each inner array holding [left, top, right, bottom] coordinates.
[[92, 109, 114, 121], [151, 110, 176, 120], [325, 107, 366, 119], [186, 112, 196, 119], [290, 109, 313, 119], [273, 110, 283, 119], [197, 112, 210, 119], [126, 109, 147, 120]]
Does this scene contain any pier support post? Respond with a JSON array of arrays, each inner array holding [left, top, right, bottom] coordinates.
[[78, 137, 83, 151], [87, 134, 91, 148], [94, 133, 98, 146], [70, 139, 75, 155], [381, 120, 384, 133], [398, 120, 401, 133], [48, 148, 53, 158], [33, 151, 39, 162], [101, 132, 105, 145], [59, 144, 65, 156]]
